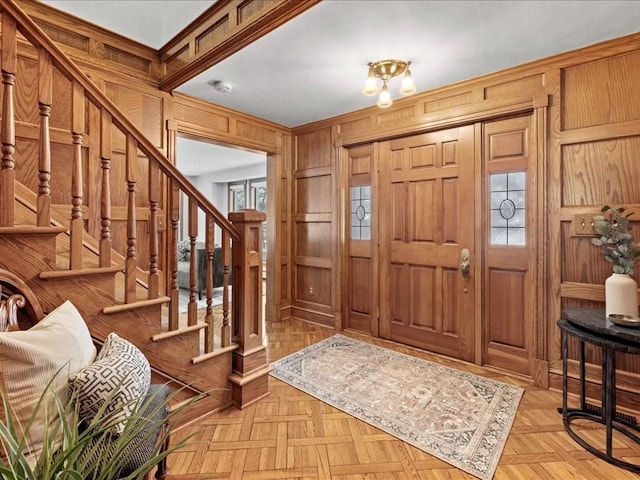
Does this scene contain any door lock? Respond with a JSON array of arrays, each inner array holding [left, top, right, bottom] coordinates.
[[460, 248, 470, 278]]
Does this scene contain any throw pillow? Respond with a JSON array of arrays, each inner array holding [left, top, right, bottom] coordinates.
[[68, 332, 150, 435], [0, 300, 96, 464]]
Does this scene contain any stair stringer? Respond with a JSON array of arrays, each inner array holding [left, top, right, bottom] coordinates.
[[0, 230, 234, 414]]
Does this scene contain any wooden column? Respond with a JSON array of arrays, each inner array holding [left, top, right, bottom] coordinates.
[[99, 110, 112, 267], [228, 209, 270, 409], [69, 81, 85, 269], [0, 15, 17, 227], [37, 49, 52, 227]]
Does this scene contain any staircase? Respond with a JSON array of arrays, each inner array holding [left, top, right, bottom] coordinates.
[[0, 0, 270, 415]]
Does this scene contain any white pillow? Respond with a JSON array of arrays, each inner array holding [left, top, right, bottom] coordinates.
[[0, 300, 96, 463], [68, 332, 150, 435]]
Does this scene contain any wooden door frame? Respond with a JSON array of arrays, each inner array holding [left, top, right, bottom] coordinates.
[[337, 96, 549, 381], [166, 121, 283, 324]]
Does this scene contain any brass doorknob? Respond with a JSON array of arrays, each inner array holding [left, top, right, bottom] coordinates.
[[460, 248, 470, 277]]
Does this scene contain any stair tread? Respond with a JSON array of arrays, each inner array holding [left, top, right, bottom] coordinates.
[[103, 296, 170, 314], [40, 265, 123, 280]]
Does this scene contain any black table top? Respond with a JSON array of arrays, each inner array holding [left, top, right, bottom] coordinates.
[[562, 308, 640, 344]]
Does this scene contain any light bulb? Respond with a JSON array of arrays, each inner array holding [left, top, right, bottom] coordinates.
[[362, 65, 379, 96], [399, 68, 416, 96], [377, 81, 392, 108]]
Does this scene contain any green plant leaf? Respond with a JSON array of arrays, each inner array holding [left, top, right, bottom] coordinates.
[[0, 377, 215, 480]]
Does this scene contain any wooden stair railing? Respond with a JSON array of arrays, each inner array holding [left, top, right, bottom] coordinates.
[[0, 0, 270, 408]]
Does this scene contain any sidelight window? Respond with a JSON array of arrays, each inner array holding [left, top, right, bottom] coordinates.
[[351, 185, 371, 240], [489, 172, 525, 246]]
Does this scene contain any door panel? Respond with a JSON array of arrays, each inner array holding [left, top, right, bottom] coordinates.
[[483, 115, 536, 376], [345, 145, 377, 335], [379, 125, 476, 361]]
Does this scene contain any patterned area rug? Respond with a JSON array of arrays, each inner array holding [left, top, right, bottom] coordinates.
[[270, 334, 523, 480]]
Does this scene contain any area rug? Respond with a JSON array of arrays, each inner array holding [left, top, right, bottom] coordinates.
[[270, 334, 523, 480], [178, 286, 229, 313]]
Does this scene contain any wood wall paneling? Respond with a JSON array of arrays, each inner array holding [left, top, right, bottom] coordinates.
[[555, 52, 640, 388], [295, 128, 332, 170], [171, 93, 283, 154], [560, 222, 640, 287], [295, 223, 331, 258], [338, 117, 371, 139], [194, 15, 230, 59], [49, 69, 72, 131], [377, 105, 417, 125], [295, 265, 331, 308], [16, 54, 38, 124], [292, 128, 335, 326], [562, 51, 640, 130], [16, 0, 162, 84], [35, 19, 90, 53], [424, 91, 472, 114], [104, 82, 165, 150], [295, 176, 332, 214], [560, 137, 640, 207], [173, 102, 230, 135], [484, 74, 545, 100]]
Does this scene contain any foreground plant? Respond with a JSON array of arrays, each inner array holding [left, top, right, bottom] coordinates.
[[0, 376, 201, 480]]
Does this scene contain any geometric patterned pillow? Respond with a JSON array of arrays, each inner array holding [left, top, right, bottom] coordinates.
[[68, 332, 150, 435]]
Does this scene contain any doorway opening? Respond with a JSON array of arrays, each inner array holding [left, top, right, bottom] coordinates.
[[175, 134, 270, 319]]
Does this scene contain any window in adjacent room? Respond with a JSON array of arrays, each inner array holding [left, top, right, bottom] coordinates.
[[228, 178, 267, 261]]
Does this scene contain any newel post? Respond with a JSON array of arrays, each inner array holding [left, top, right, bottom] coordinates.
[[228, 209, 270, 408]]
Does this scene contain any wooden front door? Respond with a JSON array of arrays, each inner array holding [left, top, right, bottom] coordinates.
[[378, 125, 476, 361]]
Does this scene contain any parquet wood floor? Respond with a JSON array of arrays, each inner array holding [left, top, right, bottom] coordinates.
[[165, 317, 640, 480]]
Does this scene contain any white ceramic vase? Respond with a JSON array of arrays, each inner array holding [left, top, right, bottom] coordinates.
[[605, 272, 638, 317]]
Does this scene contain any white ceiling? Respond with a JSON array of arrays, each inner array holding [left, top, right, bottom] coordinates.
[[176, 137, 266, 178], [42, 0, 640, 174]]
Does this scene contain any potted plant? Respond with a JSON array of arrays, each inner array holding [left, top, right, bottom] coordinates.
[[0, 379, 200, 480], [592, 205, 640, 317]]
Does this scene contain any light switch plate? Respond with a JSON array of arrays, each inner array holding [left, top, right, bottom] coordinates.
[[570, 213, 599, 238]]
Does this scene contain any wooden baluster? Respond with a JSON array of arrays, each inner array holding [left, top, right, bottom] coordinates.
[[204, 214, 214, 353], [124, 134, 137, 303], [221, 228, 231, 347], [69, 81, 85, 269], [99, 110, 112, 267], [228, 210, 268, 408], [147, 160, 160, 298], [167, 178, 180, 330], [37, 49, 52, 227], [0, 15, 17, 228], [187, 196, 197, 326]]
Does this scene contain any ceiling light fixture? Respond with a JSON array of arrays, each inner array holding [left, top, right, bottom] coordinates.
[[362, 59, 416, 108]]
